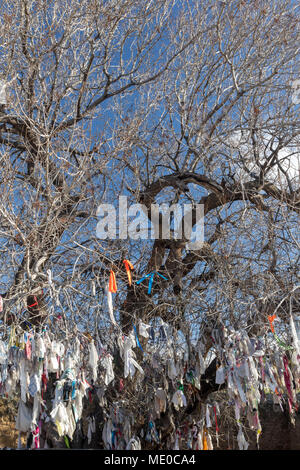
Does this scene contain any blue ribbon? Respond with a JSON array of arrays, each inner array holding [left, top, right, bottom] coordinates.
[[136, 271, 168, 294], [133, 324, 143, 352], [71, 380, 76, 399], [111, 430, 116, 449], [156, 272, 168, 280], [136, 273, 151, 285], [147, 273, 155, 294]]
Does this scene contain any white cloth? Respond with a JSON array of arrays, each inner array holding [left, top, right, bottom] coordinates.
[[74, 388, 85, 421], [124, 333, 143, 378], [106, 285, 117, 325], [126, 437, 141, 450], [15, 400, 32, 432], [167, 359, 177, 380], [50, 402, 69, 437], [48, 352, 59, 372], [89, 341, 98, 381], [139, 321, 150, 338], [32, 394, 41, 427], [101, 354, 115, 385], [0, 340, 7, 364], [215, 366, 225, 384], [66, 403, 76, 439], [102, 419, 113, 449], [19, 358, 28, 402], [196, 431, 203, 450], [47, 269, 53, 286], [206, 432, 213, 450], [206, 405, 212, 428], [28, 374, 40, 397], [198, 351, 206, 375], [87, 417, 96, 444], [171, 390, 187, 411], [0, 80, 7, 105], [290, 314, 300, 358], [35, 336, 46, 359], [237, 425, 249, 450]]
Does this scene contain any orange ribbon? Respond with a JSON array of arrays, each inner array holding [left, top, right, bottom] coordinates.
[[203, 432, 208, 450], [268, 314, 276, 333], [109, 270, 117, 293], [123, 259, 134, 286]]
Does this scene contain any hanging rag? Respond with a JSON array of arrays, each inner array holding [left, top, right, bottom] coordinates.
[[109, 270, 117, 293], [123, 259, 134, 286]]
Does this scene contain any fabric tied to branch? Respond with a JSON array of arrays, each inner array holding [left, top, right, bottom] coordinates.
[[136, 271, 168, 294], [123, 259, 134, 286], [106, 285, 117, 325], [109, 270, 117, 293], [88, 341, 98, 382]]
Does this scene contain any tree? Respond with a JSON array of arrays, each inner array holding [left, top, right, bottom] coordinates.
[[0, 0, 299, 450]]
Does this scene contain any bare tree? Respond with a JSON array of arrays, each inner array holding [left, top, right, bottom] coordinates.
[[0, 0, 299, 450]]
